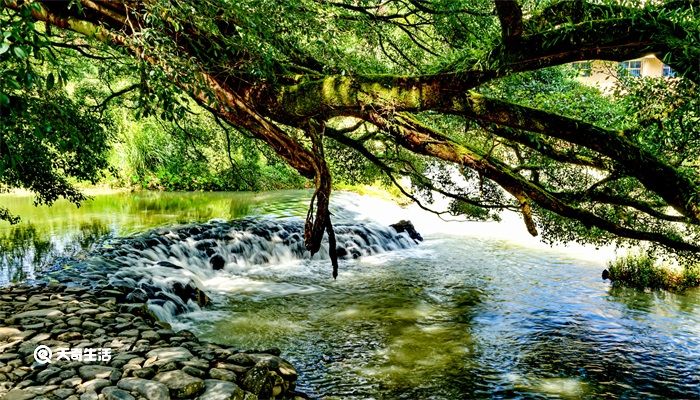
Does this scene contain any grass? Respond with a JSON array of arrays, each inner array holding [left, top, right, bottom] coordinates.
[[606, 253, 700, 291]]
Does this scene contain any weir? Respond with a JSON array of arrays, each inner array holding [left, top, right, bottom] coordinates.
[[57, 217, 421, 323]]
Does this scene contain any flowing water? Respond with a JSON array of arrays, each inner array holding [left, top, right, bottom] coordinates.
[[1, 190, 699, 399]]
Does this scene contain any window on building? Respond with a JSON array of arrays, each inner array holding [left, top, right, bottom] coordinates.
[[662, 64, 676, 78], [619, 60, 642, 77], [572, 61, 592, 77]]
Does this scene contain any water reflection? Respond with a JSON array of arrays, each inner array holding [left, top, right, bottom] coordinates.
[[0, 190, 313, 284], [0, 221, 112, 283]]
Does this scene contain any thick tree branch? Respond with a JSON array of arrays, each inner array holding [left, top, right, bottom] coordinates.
[[362, 111, 700, 252], [494, 0, 523, 48]]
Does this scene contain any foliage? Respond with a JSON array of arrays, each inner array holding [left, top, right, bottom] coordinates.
[[107, 108, 306, 192], [0, 3, 110, 222], [1, 0, 700, 273], [607, 253, 700, 291], [616, 76, 700, 169], [0, 82, 110, 222]]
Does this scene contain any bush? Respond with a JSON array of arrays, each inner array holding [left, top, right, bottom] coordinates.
[[606, 254, 700, 291]]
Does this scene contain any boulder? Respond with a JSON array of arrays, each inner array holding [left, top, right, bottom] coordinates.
[[240, 365, 271, 398], [210, 255, 225, 271], [390, 220, 423, 242]]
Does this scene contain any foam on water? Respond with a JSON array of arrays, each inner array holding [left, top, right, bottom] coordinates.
[[80, 215, 421, 323]]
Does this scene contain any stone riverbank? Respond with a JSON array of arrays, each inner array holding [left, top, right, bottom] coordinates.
[[0, 283, 303, 400]]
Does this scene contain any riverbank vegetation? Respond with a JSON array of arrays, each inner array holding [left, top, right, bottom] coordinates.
[[607, 254, 700, 291], [1, 0, 699, 280]]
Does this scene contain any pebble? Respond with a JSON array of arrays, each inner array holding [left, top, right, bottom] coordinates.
[[0, 284, 300, 400]]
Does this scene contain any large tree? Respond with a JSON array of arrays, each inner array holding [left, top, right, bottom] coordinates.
[[2, 0, 699, 274]]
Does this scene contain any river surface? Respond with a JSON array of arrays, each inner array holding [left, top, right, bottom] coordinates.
[[1, 190, 699, 399]]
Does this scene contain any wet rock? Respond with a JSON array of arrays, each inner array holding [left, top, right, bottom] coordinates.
[[76, 308, 100, 316], [80, 392, 98, 400], [57, 331, 82, 341], [210, 254, 225, 271], [36, 366, 62, 384], [132, 367, 155, 379], [82, 321, 102, 330], [141, 330, 160, 341], [171, 281, 210, 307], [183, 365, 206, 378], [117, 303, 151, 317], [197, 379, 245, 400], [228, 353, 257, 367], [156, 260, 182, 270], [144, 347, 193, 367], [121, 329, 140, 337], [390, 220, 423, 242], [52, 388, 75, 399], [154, 370, 205, 398], [0, 327, 23, 339], [335, 247, 348, 258], [125, 288, 149, 303], [240, 365, 271, 397], [4, 385, 58, 400]]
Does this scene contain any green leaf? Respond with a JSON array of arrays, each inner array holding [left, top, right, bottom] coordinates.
[[12, 46, 27, 59], [46, 73, 55, 90], [0, 42, 9, 55], [0, 93, 9, 107]]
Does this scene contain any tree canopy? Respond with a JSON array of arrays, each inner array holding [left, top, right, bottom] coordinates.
[[1, 0, 699, 273]]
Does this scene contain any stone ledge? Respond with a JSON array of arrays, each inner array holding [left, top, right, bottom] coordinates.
[[0, 284, 307, 400]]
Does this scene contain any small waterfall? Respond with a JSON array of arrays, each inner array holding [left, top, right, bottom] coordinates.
[[75, 217, 420, 322]]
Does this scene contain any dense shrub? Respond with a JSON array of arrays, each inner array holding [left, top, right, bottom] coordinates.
[[607, 254, 700, 291]]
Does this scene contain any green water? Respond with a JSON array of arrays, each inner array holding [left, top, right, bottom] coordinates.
[[2, 190, 700, 399], [0, 190, 310, 283]]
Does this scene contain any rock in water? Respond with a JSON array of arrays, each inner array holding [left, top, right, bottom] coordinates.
[[209, 254, 225, 270], [390, 220, 423, 242]]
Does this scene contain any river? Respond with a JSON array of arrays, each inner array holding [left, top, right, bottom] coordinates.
[[1, 190, 699, 399]]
